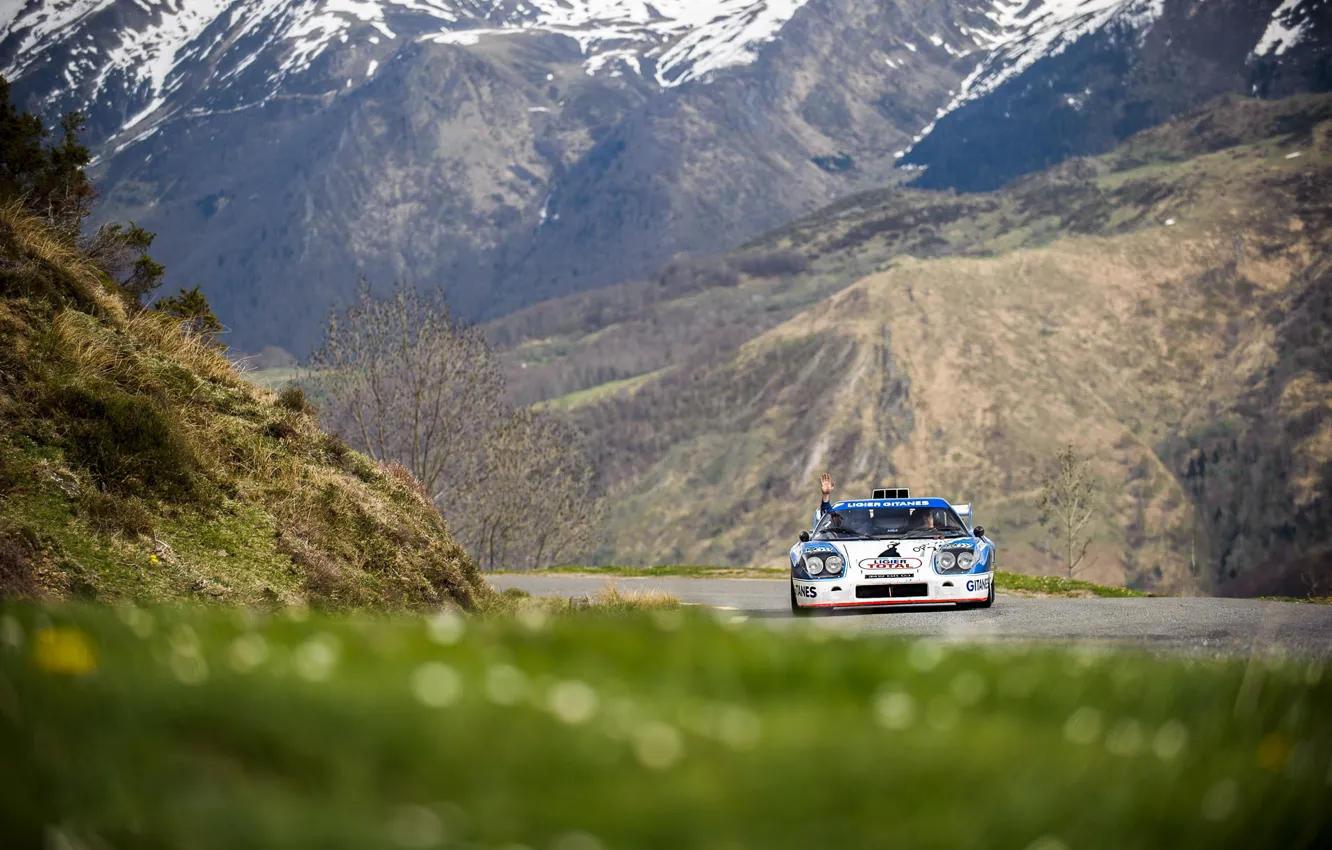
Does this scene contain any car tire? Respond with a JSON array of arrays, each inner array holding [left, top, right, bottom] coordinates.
[[959, 577, 996, 610], [790, 583, 815, 617], [978, 579, 995, 608]]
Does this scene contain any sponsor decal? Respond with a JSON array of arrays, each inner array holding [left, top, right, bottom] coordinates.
[[841, 499, 943, 509], [941, 540, 978, 550], [865, 573, 914, 580], [802, 543, 840, 553], [965, 576, 992, 593], [860, 558, 921, 570], [794, 583, 818, 599]]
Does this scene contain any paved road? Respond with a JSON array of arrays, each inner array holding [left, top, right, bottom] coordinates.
[[490, 575, 1332, 657]]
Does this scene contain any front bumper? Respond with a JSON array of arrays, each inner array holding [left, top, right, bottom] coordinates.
[[792, 570, 992, 609]]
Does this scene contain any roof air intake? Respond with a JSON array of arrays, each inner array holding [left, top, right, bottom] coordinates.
[[872, 488, 910, 499]]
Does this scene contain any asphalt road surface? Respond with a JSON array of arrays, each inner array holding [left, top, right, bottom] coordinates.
[[490, 575, 1332, 657]]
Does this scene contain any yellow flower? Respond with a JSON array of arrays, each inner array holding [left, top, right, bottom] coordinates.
[[33, 627, 97, 676], [150, 554, 159, 563]]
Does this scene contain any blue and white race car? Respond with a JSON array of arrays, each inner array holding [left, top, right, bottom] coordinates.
[[789, 488, 995, 614]]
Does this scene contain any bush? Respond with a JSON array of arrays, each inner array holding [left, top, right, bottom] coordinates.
[[152, 285, 222, 345], [277, 385, 314, 415], [381, 461, 430, 503], [653, 258, 739, 296], [48, 381, 201, 498], [0, 532, 34, 597], [731, 249, 810, 278], [78, 490, 155, 538]]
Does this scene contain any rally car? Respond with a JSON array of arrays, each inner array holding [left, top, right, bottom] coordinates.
[[789, 488, 995, 614]]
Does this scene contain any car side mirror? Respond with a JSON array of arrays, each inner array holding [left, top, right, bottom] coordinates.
[[974, 526, 986, 539], [799, 531, 810, 543]]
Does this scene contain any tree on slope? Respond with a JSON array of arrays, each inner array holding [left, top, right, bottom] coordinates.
[[311, 280, 601, 571], [0, 76, 165, 306], [1038, 444, 1097, 578]]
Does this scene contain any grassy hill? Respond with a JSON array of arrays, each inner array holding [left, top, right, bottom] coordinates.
[[485, 93, 1332, 596], [0, 203, 489, 611]]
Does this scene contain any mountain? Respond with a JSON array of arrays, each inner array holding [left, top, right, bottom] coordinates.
[[486, 93, 1332, 596], [2, 0, 1329, 354], [903, 0, 1332, 189]]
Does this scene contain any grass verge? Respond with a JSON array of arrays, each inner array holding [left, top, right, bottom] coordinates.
[[996, 572, 1151, 598], [490, 583, 682, 614], [1, 602, 1328, 849], [1258, 597, 1332, 606]]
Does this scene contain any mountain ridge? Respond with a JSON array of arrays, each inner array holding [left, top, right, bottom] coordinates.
[[3, 0, 1328, 353]]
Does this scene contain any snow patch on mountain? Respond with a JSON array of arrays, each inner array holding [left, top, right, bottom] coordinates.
[[1, 0, 815, 144], [421, 1, 810, 85], [1252, 0, 1316, 57], [902, 0, 1166, 154]]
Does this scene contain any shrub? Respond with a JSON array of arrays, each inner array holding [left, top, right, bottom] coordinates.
[[652, 258, 739, 295], [263, 420, 299, 442], [277, 385, 313, 415], [731, 249, 810, 278], [79, 490, 155, 538], [381, 461, 430, 503], [48, 380, 201, 498], [152, 285, 223, 346], [0, 534, 34, 598], [0, 530, 34, 596]]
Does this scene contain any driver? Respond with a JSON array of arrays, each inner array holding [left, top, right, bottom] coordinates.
[[909, 507, 938, 531], [817, 472, 836, 520]]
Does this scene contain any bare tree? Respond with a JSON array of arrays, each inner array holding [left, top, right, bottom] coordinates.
[[310, 280, 504, 503], [460, 409, 601, 573], [311, 280, 600, 572], [1038, 444, 1097, 578]]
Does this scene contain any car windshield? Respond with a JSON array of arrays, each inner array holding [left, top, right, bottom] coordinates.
[[812, 506, 968, 540]]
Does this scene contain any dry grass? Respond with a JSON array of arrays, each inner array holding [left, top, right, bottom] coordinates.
[[0, 200, 125, 323], [125, 310, 242, 387], [590, 581, 681, 611], [381, 461, 432, 504], [50, 309, 128, 381]]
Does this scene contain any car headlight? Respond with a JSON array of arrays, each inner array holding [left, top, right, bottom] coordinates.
[[957, 551, 975, 570], [805, 556, 825, 575], [937, 551, 956, 572], [824, 555, 844, 574]]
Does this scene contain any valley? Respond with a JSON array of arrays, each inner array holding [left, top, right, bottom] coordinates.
[[486, 94, 1332, 595]]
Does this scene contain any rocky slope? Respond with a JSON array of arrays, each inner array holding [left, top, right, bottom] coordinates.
[[3, 0, 1327, 353], [490, 94, 1332, 596]]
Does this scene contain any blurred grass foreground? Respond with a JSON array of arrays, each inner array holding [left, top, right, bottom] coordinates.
[[1, 602, 1329, 849]]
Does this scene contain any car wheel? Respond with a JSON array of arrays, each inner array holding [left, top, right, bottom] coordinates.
[[978, 579, 995, 609], [790, 583, 814, 617], [959, 578, 996, 610]]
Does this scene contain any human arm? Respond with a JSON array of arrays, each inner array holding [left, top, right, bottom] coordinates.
[[818, 472, 835, 517]]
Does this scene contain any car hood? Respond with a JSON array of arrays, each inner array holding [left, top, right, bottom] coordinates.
[[835, 537, 983, 571]]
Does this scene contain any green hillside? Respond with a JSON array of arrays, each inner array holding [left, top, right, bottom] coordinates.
[[486, 93, 1332, 596], [0, 203, 489, 611]]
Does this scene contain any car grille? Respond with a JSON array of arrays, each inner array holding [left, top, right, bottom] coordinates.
[[855, 583, 928, 600]]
